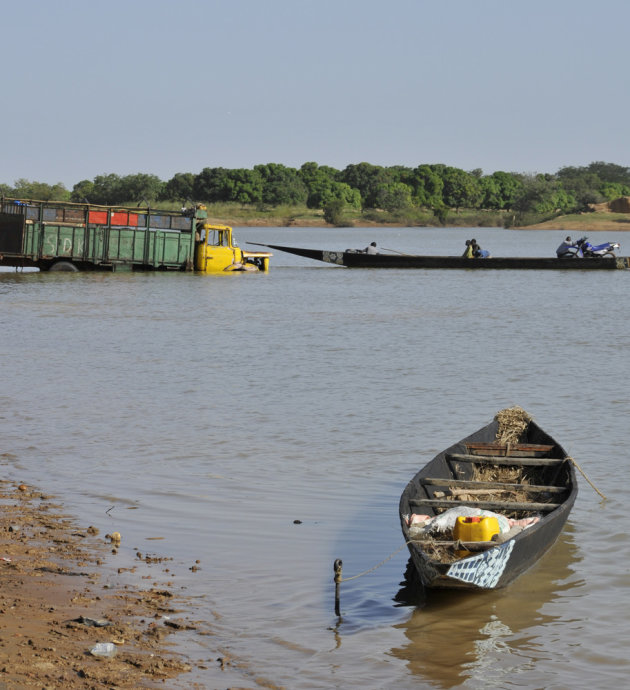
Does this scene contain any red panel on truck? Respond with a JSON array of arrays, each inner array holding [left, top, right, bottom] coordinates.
[[88, 210, 108, 224]]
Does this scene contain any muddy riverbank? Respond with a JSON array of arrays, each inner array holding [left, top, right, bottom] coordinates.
[[0, 479, 220, 688]]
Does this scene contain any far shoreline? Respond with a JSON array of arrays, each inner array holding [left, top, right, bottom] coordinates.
[[208, 213, 630, 232]]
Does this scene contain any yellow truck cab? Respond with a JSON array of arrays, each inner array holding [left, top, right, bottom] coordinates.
[[194, 222, 271, 273]]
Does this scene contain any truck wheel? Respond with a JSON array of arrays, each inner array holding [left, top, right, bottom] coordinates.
[[49, 261, 79, 272]]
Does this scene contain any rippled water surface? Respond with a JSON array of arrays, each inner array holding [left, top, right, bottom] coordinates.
[[2, 227, 629, 688]]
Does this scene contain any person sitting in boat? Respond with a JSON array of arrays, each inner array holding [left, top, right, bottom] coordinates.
[[462, 239, 474, 258], [556, 236, 576, 258], [365, 242, 378, 254], [471, 239, 490, 258]]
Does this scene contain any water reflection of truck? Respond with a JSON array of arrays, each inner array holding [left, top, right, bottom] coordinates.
[[0, 197, 271, 273]]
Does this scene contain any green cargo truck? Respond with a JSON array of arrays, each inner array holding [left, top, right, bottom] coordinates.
[[0, 197, 271, 272]]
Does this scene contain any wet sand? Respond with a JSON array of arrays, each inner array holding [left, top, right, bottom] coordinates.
[[0, 479, 214, 688]]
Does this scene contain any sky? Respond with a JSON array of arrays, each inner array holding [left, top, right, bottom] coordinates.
[[2, 0, 629, 188]]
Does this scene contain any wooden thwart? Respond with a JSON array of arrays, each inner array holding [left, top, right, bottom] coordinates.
[[420, 477, 567, 494], [465, 442, 554, 457], [409, 497, 559, 512], [447, 452, 565, 466]]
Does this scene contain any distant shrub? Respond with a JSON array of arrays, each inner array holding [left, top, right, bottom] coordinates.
[[323, 199, 345, 225]]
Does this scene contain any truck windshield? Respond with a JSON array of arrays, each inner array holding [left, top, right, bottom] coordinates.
[[207, 230, 229, 246]]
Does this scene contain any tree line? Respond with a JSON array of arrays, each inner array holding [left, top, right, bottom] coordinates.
[[3, 161, 630, 224]]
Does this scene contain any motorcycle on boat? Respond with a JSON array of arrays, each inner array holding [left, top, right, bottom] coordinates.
[[558, 236, 620, 259]]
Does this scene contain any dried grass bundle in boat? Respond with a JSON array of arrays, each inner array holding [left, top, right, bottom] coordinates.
[[494, 406, 532, 444], [472, 464, 524, 483], [456, 465, 532, 508]]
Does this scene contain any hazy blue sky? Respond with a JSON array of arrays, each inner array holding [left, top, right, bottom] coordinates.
[[2, 0, 628, 188]]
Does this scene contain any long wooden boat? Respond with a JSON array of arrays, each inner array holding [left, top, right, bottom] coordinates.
[[249, 242, 630, 270], [398, 408, 577, 590]]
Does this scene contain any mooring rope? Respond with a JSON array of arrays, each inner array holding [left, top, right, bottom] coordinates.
[[337, 541, 413, 582], [565, 456, 607, 500]]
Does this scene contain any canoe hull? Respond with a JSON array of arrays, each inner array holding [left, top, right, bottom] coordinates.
[[399, 417, 577, 590], [249, 243, 630, 270]]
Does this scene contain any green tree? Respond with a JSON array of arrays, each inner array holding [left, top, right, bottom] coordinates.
[[90, 174, 124, 204], [387, 165, 414, 186], [440, 167, 483, 211], [585, 161, 630, 185], [600, 181, 630, 200], [300, 162, 335, 208], [374, 182, 413, 212], [555, 162, 630, 209], [408, 165, 444, 208], [433, 203, 449, 225], [479, 175, 502, 210], [339, 162, 392, 208], [556, 167, 602, 209], [331, 182, 361, 209], [224, 168, 264, 204], [253, 163, 307, 205], [119, 173, 164, 203], [323, 199, 345, 225], [12, 179, 70, 201], [513, 174, 576, 215], [193, 167, 231, 202], [161, 172, 195, 202], [300, 162, 359, 209], [480, 171, 522, 210], [71, 179, 95, 202]]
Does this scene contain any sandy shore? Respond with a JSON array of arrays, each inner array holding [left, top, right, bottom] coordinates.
[[519, 219, 630, 231], [0, 478, 215, 688]]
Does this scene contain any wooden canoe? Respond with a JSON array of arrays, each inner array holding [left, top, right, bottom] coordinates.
[[248, 243, 630, 270], [398, 409, 578, 590]]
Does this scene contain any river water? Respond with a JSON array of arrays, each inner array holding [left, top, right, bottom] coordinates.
[[1, 226, 629, 689]]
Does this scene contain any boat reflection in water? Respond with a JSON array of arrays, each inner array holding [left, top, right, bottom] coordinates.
[[391, 525, 579, 688]]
